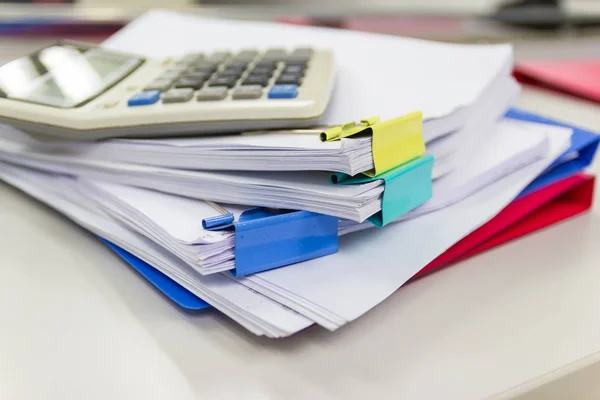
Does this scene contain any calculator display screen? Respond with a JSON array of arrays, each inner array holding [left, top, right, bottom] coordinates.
[[0, 44, 143, 108]]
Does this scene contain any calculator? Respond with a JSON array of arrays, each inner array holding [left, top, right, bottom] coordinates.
[[0, 42, 335, 141]]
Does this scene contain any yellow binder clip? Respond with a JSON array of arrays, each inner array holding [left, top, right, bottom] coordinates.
[[320, 111, 426, 177]]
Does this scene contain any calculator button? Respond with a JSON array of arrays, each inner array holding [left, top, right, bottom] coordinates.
[[252, 66, 275, 76], [128, 90, 161, 106], [218, 68, 244, 77], [284, 60, 309, 67], [276, 74, 303, 85], [191, 62, 219, 73], [181, 53, 203, 63], [206, 51, 231, 63], [232, 85, 263, 100], [262, 49, 287, 61], [234, 50, 258, 61], [143, 78, 173, 92], [226, 61, 248, 70], [282, 65, 306, 76], [197, 87, 228, 101], [255, 61, 277, 69], [181, 71, 211, 80], [287, 48, 313, 62], [165, 65, 189, 73], [160, 70, 185, 80], [174, 77, 206, 90], [268, 84, 298, 99], [162, 88, 194, 103], [208, 76, 238, 88], [242, 75, 270, 87]]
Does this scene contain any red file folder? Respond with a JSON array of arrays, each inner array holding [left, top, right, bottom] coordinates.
[[414, 173, 596, 279], [514, 60, 600, 103]]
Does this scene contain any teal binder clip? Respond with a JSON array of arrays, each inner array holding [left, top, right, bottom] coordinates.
[[332, 154, 434, 227], [202, 207, 339, 276]]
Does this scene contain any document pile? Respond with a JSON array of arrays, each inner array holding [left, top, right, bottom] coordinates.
[[0, 10, 597, 338]]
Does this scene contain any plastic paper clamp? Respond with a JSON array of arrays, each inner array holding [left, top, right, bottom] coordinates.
[[332, 154, 434, 227], [320, 111, 426, 177], [202, 208, 339, 276]]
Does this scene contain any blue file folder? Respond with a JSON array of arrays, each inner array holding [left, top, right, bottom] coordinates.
[[506, 108, 600, 196], [100, 108, 600, 310]]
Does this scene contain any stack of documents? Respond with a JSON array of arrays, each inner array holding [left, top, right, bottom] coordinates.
[[0, 118, 550, 276], [0, 117, 577, 336], [1, 10, 596, 338]]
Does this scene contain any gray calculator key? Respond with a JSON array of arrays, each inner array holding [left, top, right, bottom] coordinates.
[[209, 76, 238, 88], [181, 53, 203, 63], [234, 50, 258, 60], [287, 48, 313, 62], [174, 77, 205, 90], [182, 71, 211, 80], [226, 61, 248, 70], [218, 68, 244, 77], [254, 61, 277, 69], [262, 49, 287, 61], [191, 62, 219, 73], [242, 75, 270, 87], [161, 70, 185, 80], [251, 66, 275, 76], [143, 78, 173, 92], [282, 65, 306, 75], [232, 85, 263, 100], [206, 51, 231, 63], [165, 65, 189, 73], [162, 88, 194, 103], [196, 87, 228, 101], [284, 59, 309, 67], [276, 74, 303, 85]]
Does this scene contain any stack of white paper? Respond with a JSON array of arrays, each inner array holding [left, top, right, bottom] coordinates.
[[0, 121, 572, 336], [67, 119, 550, 276], [0, 138, 385, 221], [13, 74, 517, 179]]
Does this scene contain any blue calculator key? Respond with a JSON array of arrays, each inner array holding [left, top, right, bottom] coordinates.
[[128, 90, 161, 106], [268, 84, 298, 99]]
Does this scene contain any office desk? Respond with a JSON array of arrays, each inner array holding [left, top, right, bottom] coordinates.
[[0, 36, 599, 400]]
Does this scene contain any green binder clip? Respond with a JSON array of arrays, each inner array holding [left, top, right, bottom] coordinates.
[[332, 154, 434, 227]]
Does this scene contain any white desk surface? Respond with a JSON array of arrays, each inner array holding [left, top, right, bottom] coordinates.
[[0, 37, 599, 400]]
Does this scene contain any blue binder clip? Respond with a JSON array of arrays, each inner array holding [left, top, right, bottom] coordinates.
[[203, 208, 339, 276]]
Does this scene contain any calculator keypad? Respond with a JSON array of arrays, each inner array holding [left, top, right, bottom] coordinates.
[[130, 48, 313, 106]]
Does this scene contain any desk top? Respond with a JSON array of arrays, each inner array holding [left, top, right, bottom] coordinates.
[[0, 36, 599, 400]]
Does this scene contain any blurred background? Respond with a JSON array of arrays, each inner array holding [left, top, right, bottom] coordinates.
[[1, 0, 600, 74], [1, 0, 600, 42]]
